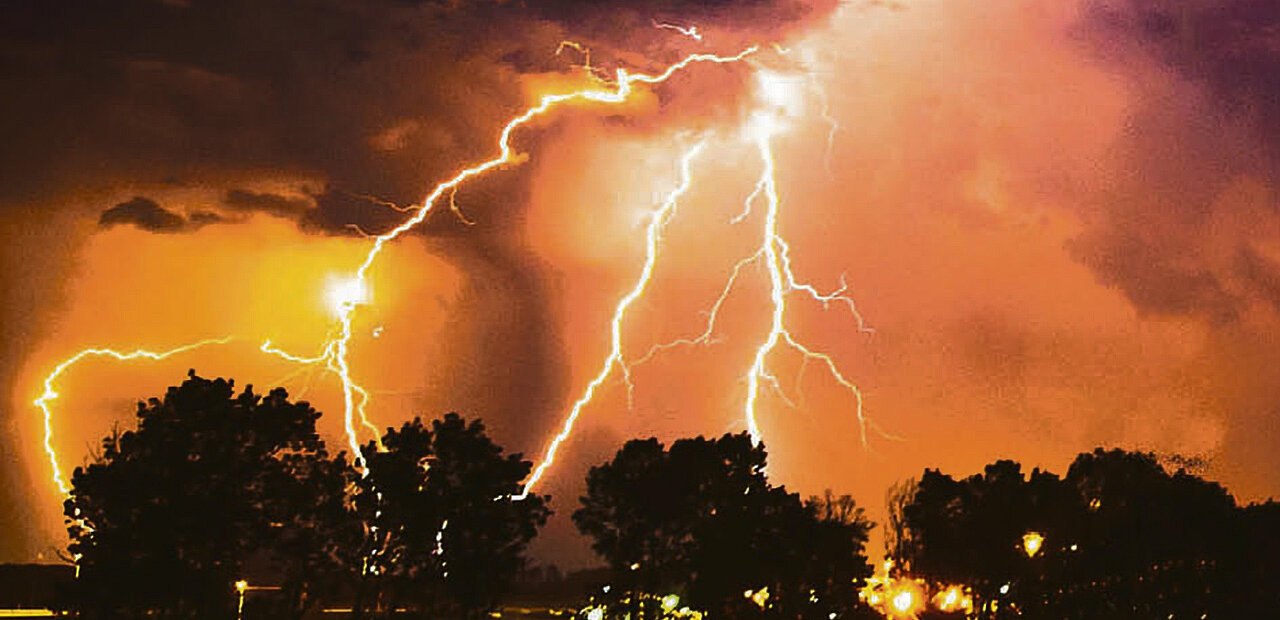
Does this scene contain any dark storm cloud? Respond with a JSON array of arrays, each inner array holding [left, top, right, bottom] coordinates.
[[1064, 0, 1280, 320], [0, 0, 834, 229], [225, 188, 413, 236], [0, 0, 536, 212], [1083, 0, 1280, 156], [1236, 246, 1280, 311], [223, 189, 312, 220], [528, 0, 838, 34], [99, 196, 220, 233], [300, 189, 416, 237]]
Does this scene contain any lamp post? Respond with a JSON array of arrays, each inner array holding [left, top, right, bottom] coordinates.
[[234, 580, 281, 620], [234, 580, 248, 620]]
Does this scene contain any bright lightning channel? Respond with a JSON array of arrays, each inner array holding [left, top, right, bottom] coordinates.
[[653, 20, 703, 41], [35, 338, 233, 495], [517, 141, 707, 499], [624, 71, 882, 450], [36, 45, 760, 497], [36, 42, 887, 506], [741, 118, 872, 446], [324, 46, 758, 469]]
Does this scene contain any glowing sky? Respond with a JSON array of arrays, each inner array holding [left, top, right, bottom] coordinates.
[[4, 0, 1280, 566]]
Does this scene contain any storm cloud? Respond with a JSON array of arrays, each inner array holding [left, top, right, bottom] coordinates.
[[99, 196, 221, 233]]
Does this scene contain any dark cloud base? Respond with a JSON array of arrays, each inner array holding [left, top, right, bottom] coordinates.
[[99, 196, 221, 233]]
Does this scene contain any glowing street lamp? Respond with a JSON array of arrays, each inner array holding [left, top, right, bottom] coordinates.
[[1022, 531, 1044, 558], [234, 580, 248, 620], [887, 582, 924, 618], [233, 579, 280, 619]]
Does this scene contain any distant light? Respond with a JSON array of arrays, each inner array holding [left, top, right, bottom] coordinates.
[[885, 582, 924, 618], [891, 590, 915, 613], [999, 583, 1010, 595], [661, 594, 680, 612], [744, 587, 770, 609], [933, 585, 973, 613], [1023, 531, 1045, 558], [586, 608, 604, 620], [235, 580, 249, 593]]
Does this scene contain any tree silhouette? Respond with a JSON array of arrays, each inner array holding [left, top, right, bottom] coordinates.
[[894, 448, 1270, 618], [353, 414, 549, 619], [574, 433, 874, 618], [63, 371, 355, 619]]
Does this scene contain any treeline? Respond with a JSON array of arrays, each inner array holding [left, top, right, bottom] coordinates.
[[55, 372, 1279, 618], [887, 451, 1280, 618], [63, 372, 548, 619]]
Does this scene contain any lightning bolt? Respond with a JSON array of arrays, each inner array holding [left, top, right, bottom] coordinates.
[[621, 77, 884, 456], [741, 120, 872, 446], [518, 141, 706, 499], [35, 338, 233, 495], [321, 46, 758, 470], [521, 55, 888, 499], [36, 40, 888, 510], [654, 20, 704, 41], [35, 45, 759, 506]]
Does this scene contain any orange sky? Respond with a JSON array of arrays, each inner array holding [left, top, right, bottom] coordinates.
[[4, 0, 1280, 565]]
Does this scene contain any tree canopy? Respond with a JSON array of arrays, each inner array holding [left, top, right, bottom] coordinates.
[[354, 414, 550, 619], [62, 373, 549, 620], [573, 433, 874, 619], [893, 447, 1279, 618], [64, 371, 352, 619]]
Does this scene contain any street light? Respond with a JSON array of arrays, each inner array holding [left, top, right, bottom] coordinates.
[[1022, 531, 1044, 558], [233, 579, 280, 620], [235, 580, 248, 620]]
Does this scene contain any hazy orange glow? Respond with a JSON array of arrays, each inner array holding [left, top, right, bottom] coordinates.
[[8, 0, 1280, 566]]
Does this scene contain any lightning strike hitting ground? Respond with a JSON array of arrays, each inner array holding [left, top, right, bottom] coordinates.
[[520, 58, 888, 497], [517, 141, 707, 499]]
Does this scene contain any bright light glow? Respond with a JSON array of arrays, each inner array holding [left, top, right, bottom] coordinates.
[[932, 585, 973, 613], [860, 559, 930, 619], [325, 276, 369, 318], [235, 580, 249, 593], [756, 70, 806, 118], [891, 590, 915, 613], [1023, 531, 1044, 558]]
